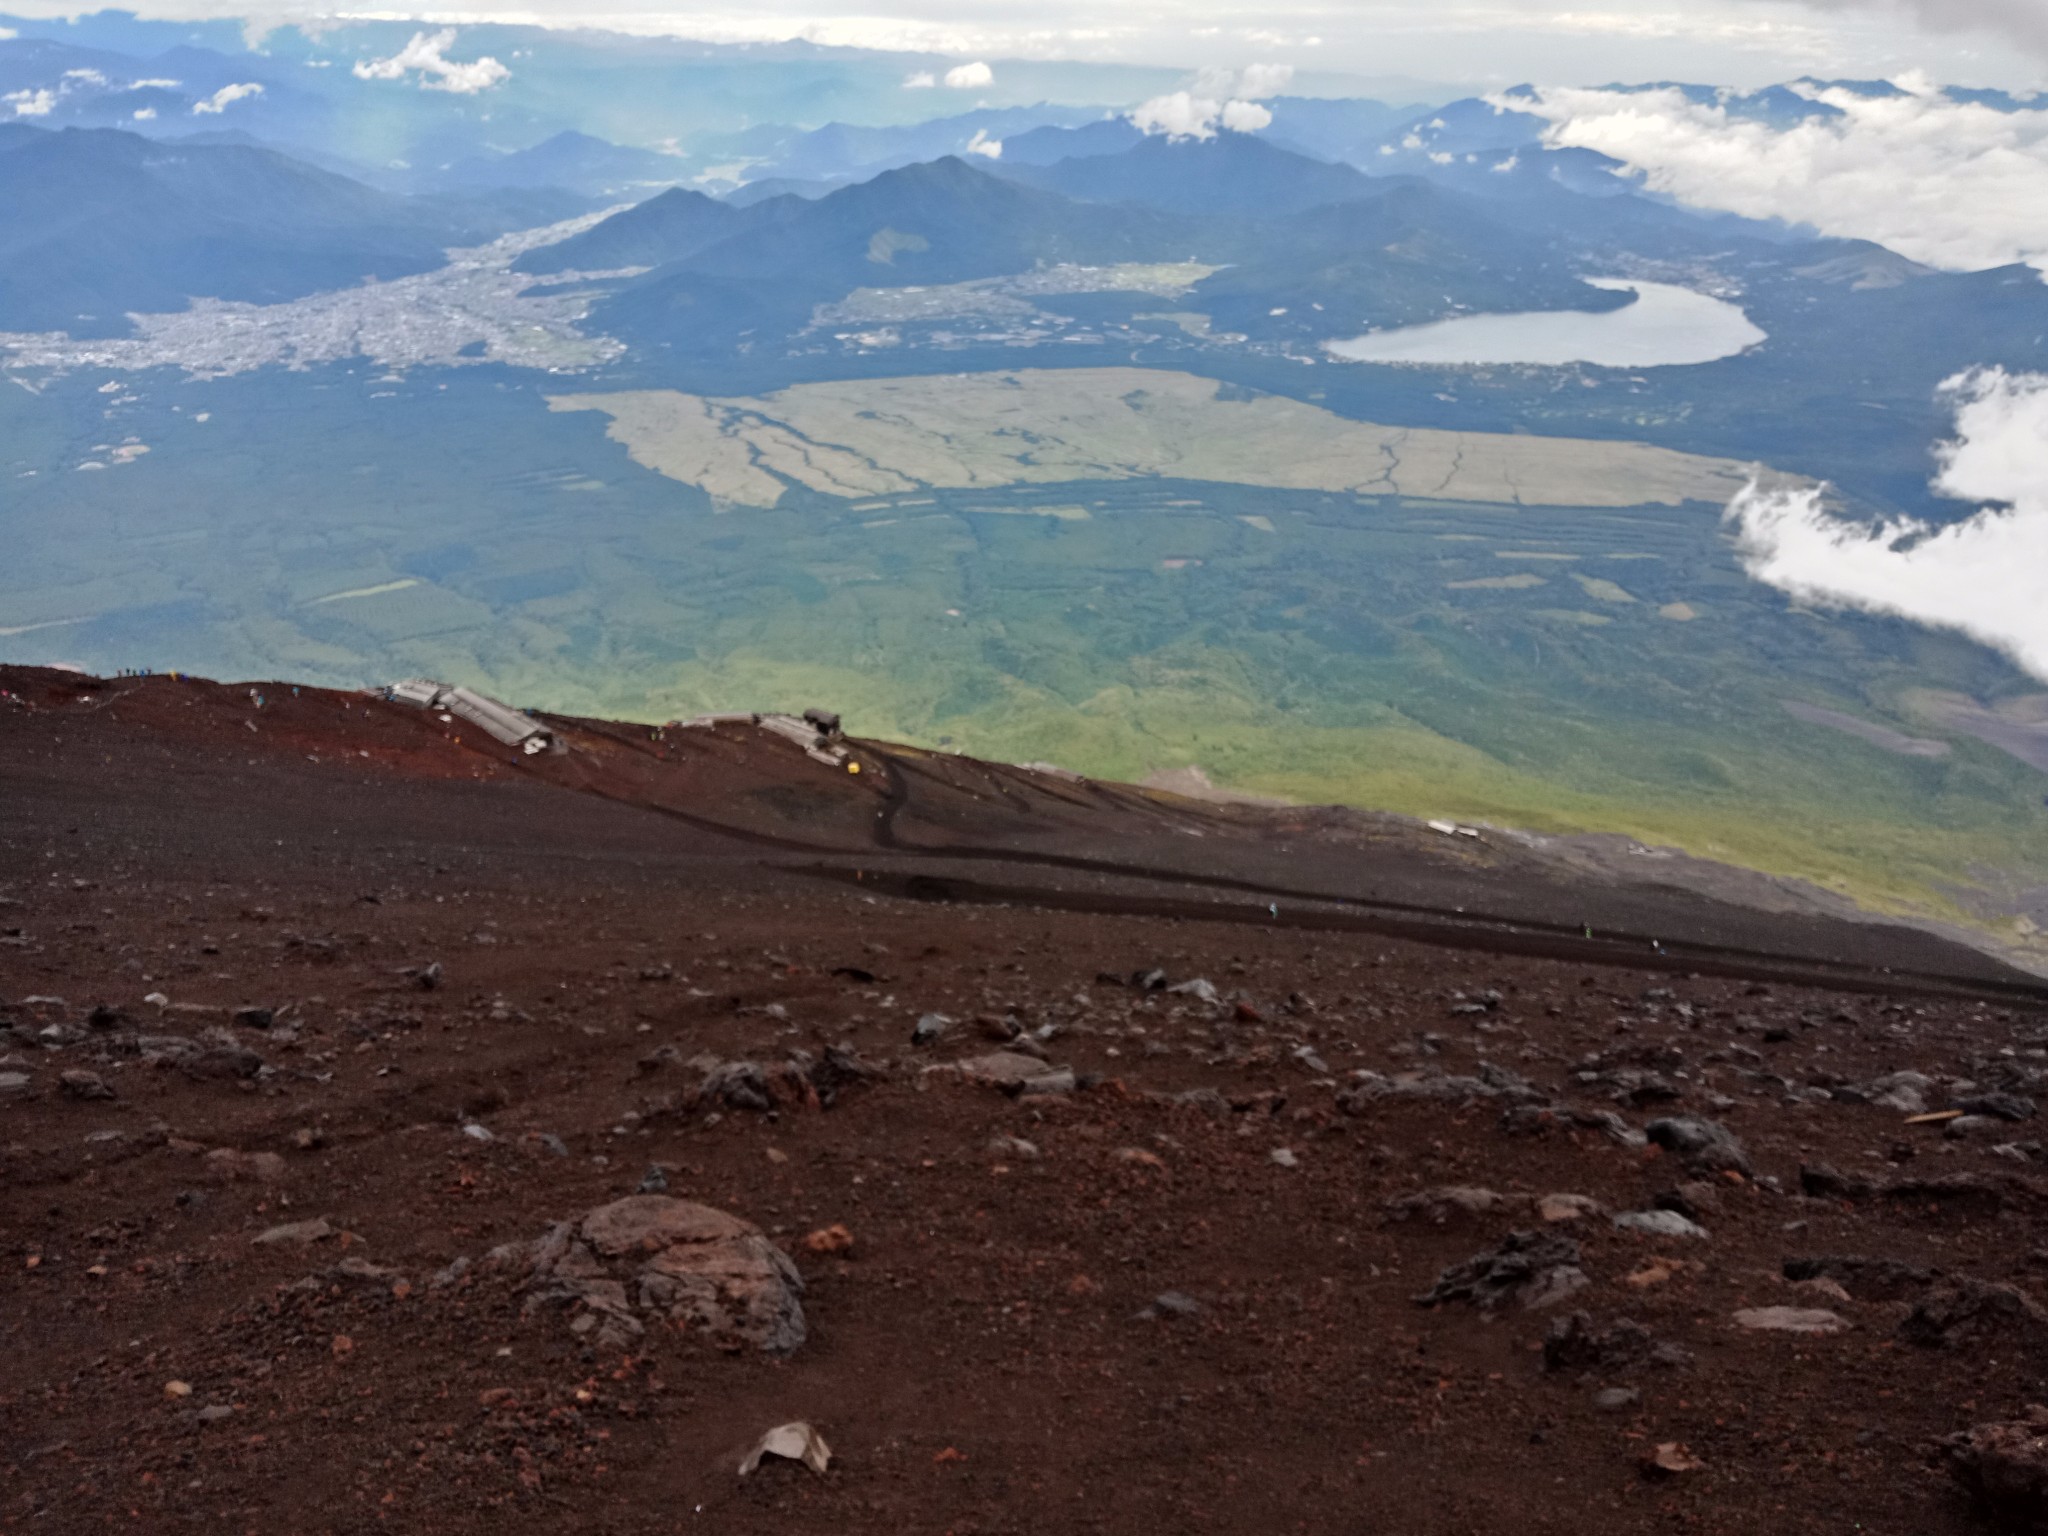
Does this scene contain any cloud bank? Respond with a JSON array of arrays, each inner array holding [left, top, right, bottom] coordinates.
[[1129, 62, 1287, 140], [1727, 369, 2048, 681], [942, 60, 993, 88], [1508, 79, 2048, 273], [192, 81, 262, 114], [353, 29, 510, 94], [1780, 0, 2048, 60]]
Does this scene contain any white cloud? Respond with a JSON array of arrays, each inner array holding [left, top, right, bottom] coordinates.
[[965, 127, 1002, 159], [127, 78, 183, 90], [902, 69, 936, 88], [192, 81, 263, 115], [1775, 0, 2048, 61], [1130, 88, 1274, 140], [133, 107, 157, 120], [1221, 98, 1273, 132], [0, 28, 15, 41], [1727, 369, 2048, 682], [1131, 90, 1219, 139], [62, 68, 108, 86], [943, 60, 993, 88], [1506, 81, 2048, 273], [1236, 62, 1295, 98], [353, 29, 511, 94], [4, 89, 55, 118]]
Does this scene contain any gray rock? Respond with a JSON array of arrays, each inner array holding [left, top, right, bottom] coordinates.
[[1733, 1306, 1847, 1335], [1646, 1116, 1753, 1176], [1944, 1404, 2048, 1530], [1614, 1209, 1710, 1241], [911, 1012, 953, 1046], [1415, 1230, 1587, 1312], [700, 1061, 773, 1113], [945, 1051, 1074, 1095], [1945, 1115, 2004, 1140], [1595, 1387, 1643, 1412], [1783, 1255, 1936, 1302], [1150, 1291, 1202, 1319], [1900, 1279, 2048, 1350], [1958, 1093, 2037, 1123], [520, 1196, 806, 1355], [1384, 1186, 1521, 1225], [252, 1216, 336, 1247], [0, 1070, 32, 1097]]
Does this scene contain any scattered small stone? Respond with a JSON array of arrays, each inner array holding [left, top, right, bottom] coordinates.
[[196, 1405, 235, 1424], [1595, 1388, 1642, 1413], [461, 1122, 494, 1143], [0, 1071, 30, 1098], [58, 1069, 113, 1101], [163, 1381, 192, 1400], [911, 1013, 952, 1046], [232, 1006, 275, 1030], [637, 1165, 668, 1193], [1538, 1194, 1603, 1224], [1149, 1291, 1202, 1319], [1269, 1147, 1298, 1168], [988, 1134, 1039, 1160], [803, 1224, 854, 1255]]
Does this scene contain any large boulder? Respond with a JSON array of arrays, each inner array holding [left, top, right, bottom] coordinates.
[[1946, 1405, 2048, 1531], [514, 1196, 805, 1355]]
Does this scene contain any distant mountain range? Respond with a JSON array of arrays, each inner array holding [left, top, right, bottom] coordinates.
[[0, 125, 585, 335]]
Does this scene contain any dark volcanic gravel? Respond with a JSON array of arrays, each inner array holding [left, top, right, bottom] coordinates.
[[4, 665, 2048, 1534]]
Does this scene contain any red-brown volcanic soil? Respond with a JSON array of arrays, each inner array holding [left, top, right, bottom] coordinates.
[[6, 665, 2048, 1535]]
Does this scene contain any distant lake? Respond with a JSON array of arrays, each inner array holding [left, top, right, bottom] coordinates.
[[1323, 280, 1767, 368]]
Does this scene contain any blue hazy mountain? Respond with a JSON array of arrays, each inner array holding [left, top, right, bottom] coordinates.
[[734, 104, 1107, 184], [595, 155, 1201, 348], [435, 130, 690, 198], [0, 126, 551, 334], [1262, 96, 1428, 162], [997, 130, 1383, 216], [1193, 181, 1633, 337], [511, 185, 753, 274], [998, 117, 1146, 166]]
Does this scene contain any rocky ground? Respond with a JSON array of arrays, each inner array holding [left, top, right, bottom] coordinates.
[[5, 665, 2048, 1533]]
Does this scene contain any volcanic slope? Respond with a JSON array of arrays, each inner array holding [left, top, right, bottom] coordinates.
[[4, 664, 2048, 1536]]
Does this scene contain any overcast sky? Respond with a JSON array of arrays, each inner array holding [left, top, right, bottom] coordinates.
[[4, 1, 2044, 90]]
